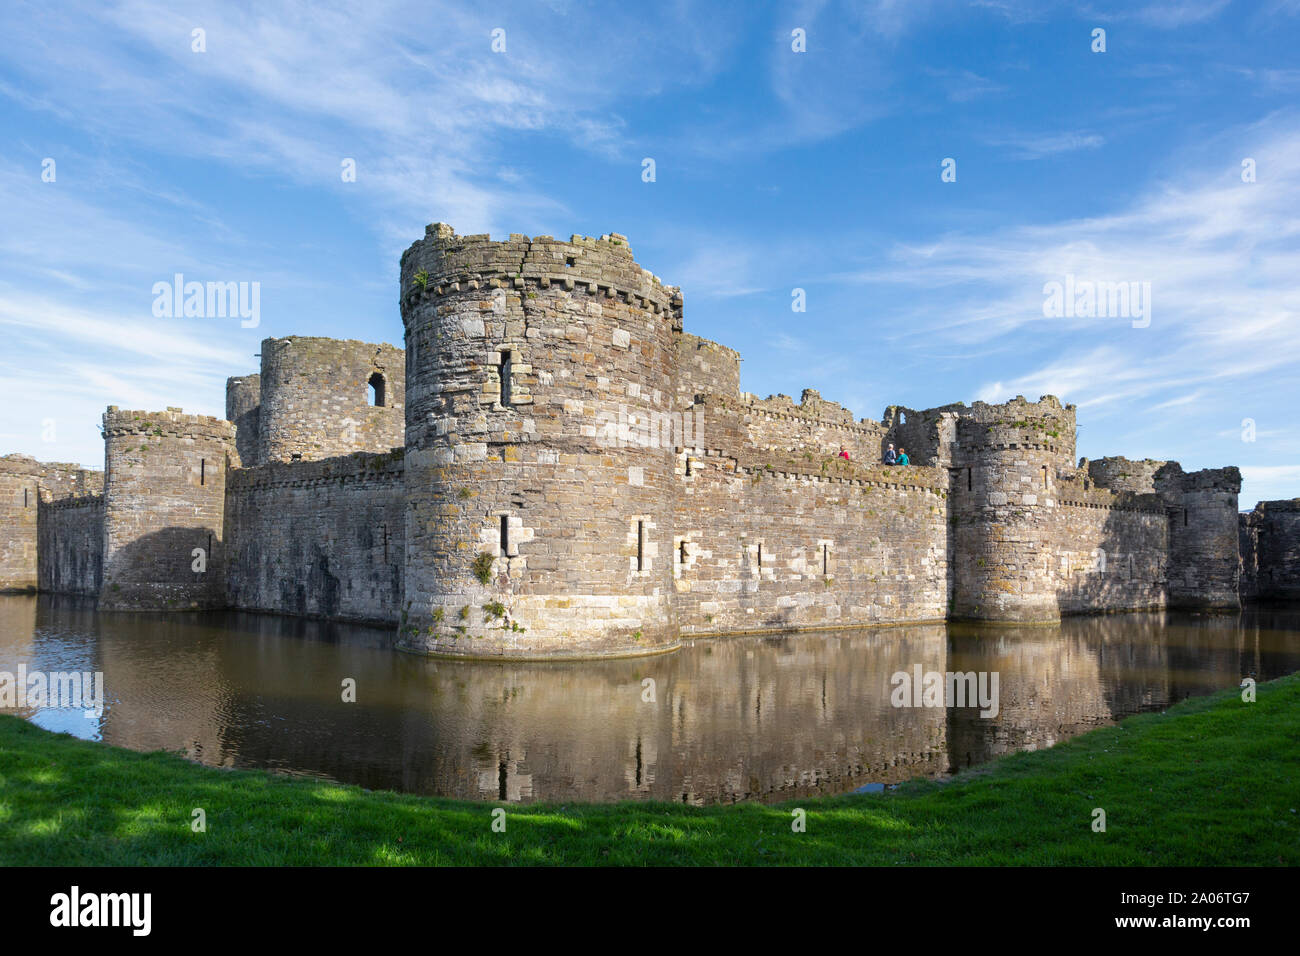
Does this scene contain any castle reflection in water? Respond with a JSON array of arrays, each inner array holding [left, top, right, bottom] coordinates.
[[3, 594, 1297, 805]]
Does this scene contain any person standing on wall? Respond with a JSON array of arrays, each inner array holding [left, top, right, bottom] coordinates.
[[839, 445, 850, 460]]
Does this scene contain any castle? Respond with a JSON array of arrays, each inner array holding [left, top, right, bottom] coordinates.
[[1, 224, 1294, 659]]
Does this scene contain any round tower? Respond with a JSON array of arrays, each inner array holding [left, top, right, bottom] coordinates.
[[399, 224, 683, 657], [257, 336, 405, 463], [100, 406, 234, 610], [949, 395, 1076, 623]]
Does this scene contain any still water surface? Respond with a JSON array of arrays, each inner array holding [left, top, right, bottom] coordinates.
[[3, 594, 1299, 805]]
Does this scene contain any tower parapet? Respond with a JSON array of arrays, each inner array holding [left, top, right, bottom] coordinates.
[[100, 406, 234, 610], [399, 225, 682, 657]]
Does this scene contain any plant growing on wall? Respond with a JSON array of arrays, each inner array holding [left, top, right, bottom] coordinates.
[[472, 552, 495, 584], [412, 270, 429, 292], [482, 600, 506, 620]]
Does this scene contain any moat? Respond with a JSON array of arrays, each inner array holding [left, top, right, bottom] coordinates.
[[4, 593, 1299, 805]]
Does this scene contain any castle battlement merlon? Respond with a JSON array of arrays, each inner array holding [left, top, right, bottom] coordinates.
[[103, 406, 236, 443]]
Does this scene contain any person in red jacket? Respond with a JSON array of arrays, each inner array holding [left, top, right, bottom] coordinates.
[[838, 445, 850, 460]]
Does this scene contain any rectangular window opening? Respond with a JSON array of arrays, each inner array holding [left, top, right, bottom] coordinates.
[[500, 515, 510, 554], [679, 539, 688, 566], [499, 351, 513, 406], [1183, 509, 1188, 527], [23, 488, 28, 508], [636, 520, 644, 571], [822, 543, 829, 576], [967, 467, 973, 491], [1041, 465, 1048, 489], [200, 458, 206, 486], [757, 542, 763, 570]]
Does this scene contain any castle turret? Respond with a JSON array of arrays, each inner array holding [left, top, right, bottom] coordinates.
[[949, 395, 1077, 623], [225, 374, 261, 467], [257, 336, 404, 463], [399, 224, 683, 656], [100, 407, 234, 610]]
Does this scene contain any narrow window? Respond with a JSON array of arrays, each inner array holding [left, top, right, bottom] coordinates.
[[1183, 509, 1188, 527], [822, 543, 829, 575], [200, 458, 206, 485], [23, 488, 28, 508], [967, 467, 973, 491], [636, 520, 644, 571], [565, 256, 576, 268], [500, 515, 510, 554], [757, 543, 763, 570], [382, 523, 388, 563], [207, 533, 212, 557], [368, 372, 386, 407], [499, 350, 513, 406], [679, 539, 688, 566], [685, 457, 693, 477], [1041, 465, 1047, 490]]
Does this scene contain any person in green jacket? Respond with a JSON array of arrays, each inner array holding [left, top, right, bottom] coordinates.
[[897, 448, 910, 466]]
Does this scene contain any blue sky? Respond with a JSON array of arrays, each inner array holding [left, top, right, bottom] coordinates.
[[1, 0, 1297, 506]]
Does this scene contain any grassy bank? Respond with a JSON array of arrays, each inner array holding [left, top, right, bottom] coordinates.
[[2, 675, 1298, 866]]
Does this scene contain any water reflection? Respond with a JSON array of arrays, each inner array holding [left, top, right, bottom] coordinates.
[[2, 594, 1298, 805]]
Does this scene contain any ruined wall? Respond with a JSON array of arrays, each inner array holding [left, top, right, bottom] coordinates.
[[1087, 456, 1242, 609], [225, 374, 261, 467], [100, 407, 234, 610], [399, 225, 684, 658], [881, 404, 962, 467], [257, 336, 404, 463], [1240, 499, 1300, 601], [38, 495, 104, 595], [225, 450, 405, 625]]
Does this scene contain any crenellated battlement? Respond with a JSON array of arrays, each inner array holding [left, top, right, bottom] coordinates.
[[401, 224, 684, 329], [103, 406, 235, 443]]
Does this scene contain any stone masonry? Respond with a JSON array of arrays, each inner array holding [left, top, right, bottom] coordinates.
[[1, 223, 1292, 659]]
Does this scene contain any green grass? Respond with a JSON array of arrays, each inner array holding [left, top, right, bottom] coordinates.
[[2, 675, 1298, 866]]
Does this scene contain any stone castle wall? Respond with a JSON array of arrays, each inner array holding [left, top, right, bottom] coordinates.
[[38, 494, 104, 595], [4, 221, 1282, 659], [1240, 499, 1300, 600], [224, 450, 405, 624], [0, 454, 103, 592]]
